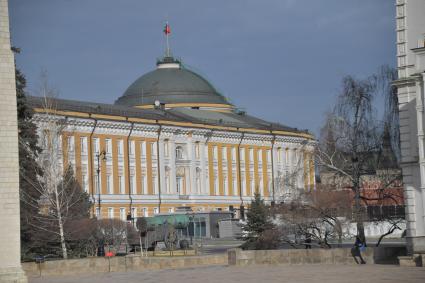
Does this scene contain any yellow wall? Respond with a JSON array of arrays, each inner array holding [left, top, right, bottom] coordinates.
[[58, 130, 310, 216]]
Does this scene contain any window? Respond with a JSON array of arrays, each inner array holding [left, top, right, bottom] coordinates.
[[223, 176, 228, 196], [249, 148, 254, 162], [165, 167, 171, 193], [196, 168, 201, 194], [108, 207, 114, 219], [106, 175, 113, 194], [164, 140, 169, 157], [142, 175, 147, 194], [94, 138, 100, 153], [231, 147, 236, 161], [259, 177, 263, 193], [141, 141, 146, 157], [233, 177, 237, 196], [67, 136, 74, 152], [277, 148, 282, 163], [131, 207, 136, 218], [58, 134, 62, 150], [82, 174, 88, 193], [119, 175, 125, 194], [94, 175, 100, 194], [176, 146, 183, 160], [153, 207, 159, 215], [214, 177, 219, 195], [168, 207, 174, 213], [129, 140, 135, 156], [80, 137, 87, 154], [95, 207, 101, 219], [195, 142, 200, 159], [222, 147, 227, 162], [142, 207, 148, 217], [118, 140, 124, 156], [176, 176, 183, 194], [293, 149, 298, 164], [105, 139, 112, 154], [213, 146, 218, 160], [240, 148, 245, 162], [241, 173, 246, 196], [130, 175, 136, 194], [153, 176, 158, 194], [151, 142, 157, 156], [120, 208, 126, 221]]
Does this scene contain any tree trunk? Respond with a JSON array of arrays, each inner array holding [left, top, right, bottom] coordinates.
[[352, 101, 366, 245], [354, 181, 366, 244], [54, 185, 68, 259]]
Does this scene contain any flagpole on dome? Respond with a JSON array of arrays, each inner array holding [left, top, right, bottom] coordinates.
[[164, 21, 171, 57]]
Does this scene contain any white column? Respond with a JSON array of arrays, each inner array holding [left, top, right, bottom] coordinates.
[[0, 0, 27, 281], [204, 142, 210, 195], [188, 137, 196, 195], [170, 139, 176, 194], [200, 142, 207, 195], [418, 75, 425, 238], [158, 139, 166, 197]]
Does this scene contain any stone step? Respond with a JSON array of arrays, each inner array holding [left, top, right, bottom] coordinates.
[[398, 254, 424, 267]]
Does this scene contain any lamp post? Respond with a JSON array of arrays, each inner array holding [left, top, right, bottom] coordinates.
[[96, 150, 106, 218]]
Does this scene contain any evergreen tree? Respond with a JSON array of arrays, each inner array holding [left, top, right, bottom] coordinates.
[[13, 47, 44, 259], [241, 193, 277, 250]]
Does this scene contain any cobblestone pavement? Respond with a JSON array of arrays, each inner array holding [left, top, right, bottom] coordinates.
[[30, 264, 425, 283]]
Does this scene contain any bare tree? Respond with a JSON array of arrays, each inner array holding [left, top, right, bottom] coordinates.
[[276, 187, 352, 248], [316, 67, 402, 244], [96, 219, 137, 254]]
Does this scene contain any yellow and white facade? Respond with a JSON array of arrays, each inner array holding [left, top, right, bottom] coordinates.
[[29, 54, 315, 220]]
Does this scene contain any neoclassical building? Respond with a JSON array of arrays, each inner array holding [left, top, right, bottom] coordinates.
[[28, 53, 315, 220]]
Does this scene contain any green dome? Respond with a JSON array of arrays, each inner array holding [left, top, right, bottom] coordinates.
[[115, 56, 232, 108]]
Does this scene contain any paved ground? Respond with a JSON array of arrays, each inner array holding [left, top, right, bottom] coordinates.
[[30, 264, 425, 283]]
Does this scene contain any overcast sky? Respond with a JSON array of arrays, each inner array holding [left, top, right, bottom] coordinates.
[[9, 0, 396, 135]]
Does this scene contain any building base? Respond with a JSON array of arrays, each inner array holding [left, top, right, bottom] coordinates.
[[406, 236, 425, 255], [0, 266, 27, 283]]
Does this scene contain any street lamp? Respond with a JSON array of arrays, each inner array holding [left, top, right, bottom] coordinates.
[[96, 149, 106, 218]]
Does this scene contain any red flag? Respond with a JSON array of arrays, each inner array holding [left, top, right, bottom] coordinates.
[[164, 23, 171, 35]]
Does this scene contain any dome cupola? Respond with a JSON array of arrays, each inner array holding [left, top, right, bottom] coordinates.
[[115, 55, 233, 111]]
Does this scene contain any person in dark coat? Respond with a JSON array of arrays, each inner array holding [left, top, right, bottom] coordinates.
[[305, 233, 312, 249], [351, 235, 366, 264]]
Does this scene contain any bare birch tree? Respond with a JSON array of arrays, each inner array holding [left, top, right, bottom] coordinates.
[[19, 76, 91, 259]]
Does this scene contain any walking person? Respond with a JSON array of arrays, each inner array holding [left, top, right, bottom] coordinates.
[[351, 235, 366, 264]]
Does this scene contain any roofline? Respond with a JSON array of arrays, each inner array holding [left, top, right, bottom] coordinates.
[[32, 107, 314, 139], [134, 102, 235, 109]]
